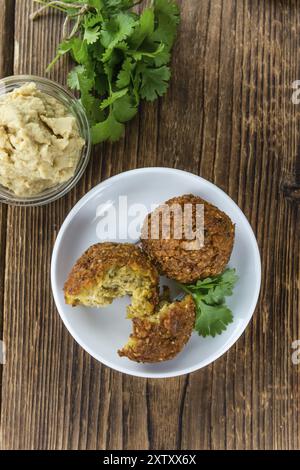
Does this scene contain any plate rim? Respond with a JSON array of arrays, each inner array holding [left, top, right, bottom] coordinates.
[[51, 167, 262, 379]]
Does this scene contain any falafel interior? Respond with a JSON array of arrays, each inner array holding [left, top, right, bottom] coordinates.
[[64, 242, 159, 318], [118, 295, 196, 363]]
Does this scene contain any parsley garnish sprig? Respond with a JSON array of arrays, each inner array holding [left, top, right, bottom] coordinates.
[[179, 269, 239, 338], [31, 0, 180, 143]]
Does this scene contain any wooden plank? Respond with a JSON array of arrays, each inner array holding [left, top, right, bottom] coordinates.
[[0, 0, 299, 450], [0, 0, 15, 441], [179, 0, 300, 450]]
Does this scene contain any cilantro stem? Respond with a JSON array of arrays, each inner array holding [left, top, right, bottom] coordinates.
[[178, 284, 191, 294], [46, 53, 62, 72]]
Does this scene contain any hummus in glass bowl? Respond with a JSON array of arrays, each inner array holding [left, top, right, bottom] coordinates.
[[0, 76, 91, 206]]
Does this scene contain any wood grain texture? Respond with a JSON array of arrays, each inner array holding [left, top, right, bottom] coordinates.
[[0, 0, 300, 450], [0, 0, 15, 432]]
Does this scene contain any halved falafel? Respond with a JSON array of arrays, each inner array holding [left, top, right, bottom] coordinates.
[[119, 295, 195, 363], [64, 242, 159, 317], [141, 194, 235, 284], [64, 242, 196, 363]]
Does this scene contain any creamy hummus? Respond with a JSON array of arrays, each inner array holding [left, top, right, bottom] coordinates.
[[0, 82, 85, 197]]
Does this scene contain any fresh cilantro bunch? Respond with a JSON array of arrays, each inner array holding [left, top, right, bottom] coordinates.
[[32, 0, 180, 143], [179, 269, 239, 338]]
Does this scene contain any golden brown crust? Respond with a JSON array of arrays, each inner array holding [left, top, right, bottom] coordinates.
[[141, 194, 235, 283], [118, 295, 196, 363], [64, 242, 159, 303]]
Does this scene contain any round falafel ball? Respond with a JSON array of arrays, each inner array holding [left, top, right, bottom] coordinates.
[[141, 194, 235, 284]]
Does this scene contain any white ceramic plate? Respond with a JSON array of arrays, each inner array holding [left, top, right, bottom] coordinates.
[[51, 168, 261, 378]]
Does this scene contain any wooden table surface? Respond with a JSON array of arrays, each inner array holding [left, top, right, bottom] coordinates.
[[0, 0, 300, 451]]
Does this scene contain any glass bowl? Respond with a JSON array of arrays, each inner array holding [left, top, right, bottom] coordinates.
[[0, 75, 91, 206]]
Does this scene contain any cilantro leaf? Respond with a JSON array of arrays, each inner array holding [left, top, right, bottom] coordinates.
[[153, 48, 171, 66], [116, 57, 134, 88], [100, 13, 137, 61], [113, 94, 138, 122], [201, 270, 239, 304], [69, 37, 90, 65], [91, 112, 125, 143], [195, 302, 234, 338], [84, 26, 101, 44], [129, 7, 155, 48], [67, 65, 86, 90], [77, 72, 99, 121], [179, 268, 238, 338], [140, 65, 171, 101], [152, 0, 180, 48]]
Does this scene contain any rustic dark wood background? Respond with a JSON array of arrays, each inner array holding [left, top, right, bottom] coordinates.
[[0, 0, 299, 450]]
